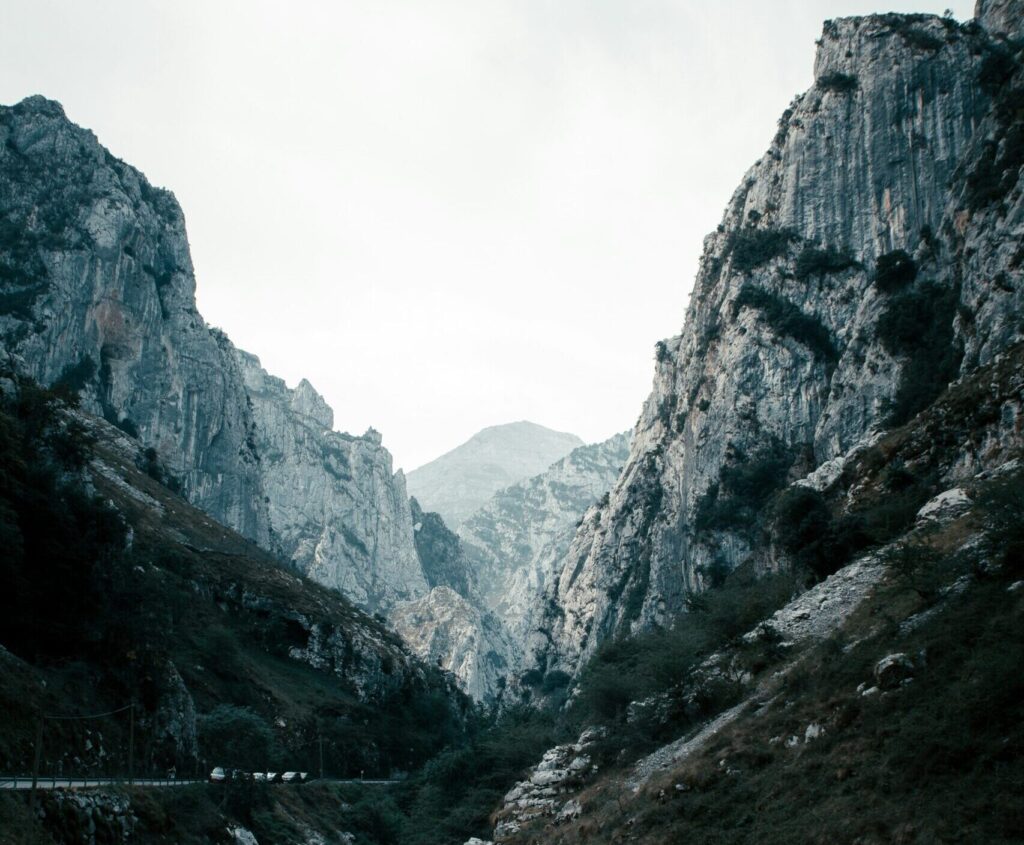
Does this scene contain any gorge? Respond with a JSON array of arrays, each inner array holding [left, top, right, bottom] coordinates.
[[0, 1, 1022, 843]]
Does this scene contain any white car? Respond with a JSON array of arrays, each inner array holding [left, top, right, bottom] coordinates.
[[209, 767, 227, 783]]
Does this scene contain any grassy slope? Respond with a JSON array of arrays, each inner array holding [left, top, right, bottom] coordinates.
[[0, 390, 468, 793]]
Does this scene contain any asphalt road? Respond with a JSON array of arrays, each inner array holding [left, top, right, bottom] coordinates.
[[0, 777, 203, 790], [0, 776, 397, 790]]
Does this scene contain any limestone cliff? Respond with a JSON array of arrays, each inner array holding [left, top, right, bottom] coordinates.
[[390, 587, 519, 703], [237, 351, 426, 610], [461, 432, 631, 640], [395, 434, 629, 701], [0, 96, 268, 541], [526, 7, 1024, 677], [0, 96, 425, 614]]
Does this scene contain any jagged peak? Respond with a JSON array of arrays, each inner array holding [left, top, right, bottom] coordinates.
[[9, 94, 66, 118]]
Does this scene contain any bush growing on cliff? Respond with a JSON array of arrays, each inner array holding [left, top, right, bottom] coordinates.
[[873, 249, 917, 292], [727, 227, 798, 273], [877, 282, 962, 425], [794, 245, 859, 281], [694, 439, 794, 534], [816, 71, 859, 93], [732, 285, 838, 364]]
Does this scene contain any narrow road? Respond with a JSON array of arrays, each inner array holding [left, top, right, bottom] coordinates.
[[0, 777, 203, 790], [0, 776, 398, 790]]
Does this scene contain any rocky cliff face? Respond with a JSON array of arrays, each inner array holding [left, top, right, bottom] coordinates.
[[461, 432, 631, 640], [390, 586, 519, 703], [410, 496, 475, 597], [406, 421, 583, 529], [0, 96, 426, 614], [0, 96, 269, 542], [526, 6, 1024, 678], [394, 435, 629, 701], [237, 351, 426, 610]]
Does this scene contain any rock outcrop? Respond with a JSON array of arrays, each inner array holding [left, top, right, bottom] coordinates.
[[525, 8, 1024, 678], [461, 432, 631, 640], [410, 496, 475, 597], [390, 586, 519, 702], [0, 96, 425, 614], [0, 95, 268, 542], [394, 435, 629, 700], [237, 351, 426, 610], [407, 421, 583, 529]]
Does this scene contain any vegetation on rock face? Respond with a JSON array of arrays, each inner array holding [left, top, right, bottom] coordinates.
[[0, 380, 124, 660], [965, 41, 1024, 213], [0, 379, 470, 791], [793, 244, 859, 281], [877, 282, 962, 426], [872, 249, 918, 292], [726, 227, 798, 273], [693, 439, 794, 536], [523, 471, 1024, 845], [731, 285, 838, 364], [816, 71, 859, 93]]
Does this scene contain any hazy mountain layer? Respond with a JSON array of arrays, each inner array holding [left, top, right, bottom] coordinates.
[[406, 421, 583, 529]]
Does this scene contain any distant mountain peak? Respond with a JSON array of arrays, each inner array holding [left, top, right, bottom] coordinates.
[[406, 421, 584, 529]]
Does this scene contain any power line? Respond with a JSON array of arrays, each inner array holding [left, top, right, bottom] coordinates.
[[43, 704, 133, 721]]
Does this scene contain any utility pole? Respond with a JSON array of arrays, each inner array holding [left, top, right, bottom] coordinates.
[[128, 703, 134, 786], [318, 735, 324, 781], [28, 717, 43, 821]]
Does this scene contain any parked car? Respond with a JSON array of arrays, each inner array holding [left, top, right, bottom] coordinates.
[[209, 767, 229, 783], [282, 771, 302, 783]]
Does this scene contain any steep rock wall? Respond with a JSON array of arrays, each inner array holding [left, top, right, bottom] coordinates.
[[237, 351, 427, 610], [0, 97, 425, 614], [526, 10, 1024, 677]]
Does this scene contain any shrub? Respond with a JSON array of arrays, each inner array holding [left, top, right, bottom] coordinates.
[[772, 486, 833, 577], [876, 283, 962, 424], [541, 670, 571, 693], [727, 227, 798, 273], [898, 27, 944, 51], [54, 355, 97, 395], [816, 72, 858, 93], [197, 705, 280, 771], [732, 285, 838, 364], [979, 47, 1017, 95], [794, 245, 858, 281], [873, 249, 917, 292], [694, 439, 794, 534]]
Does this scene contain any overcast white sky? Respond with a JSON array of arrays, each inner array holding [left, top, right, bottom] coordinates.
[[1, 0, 974, 471]]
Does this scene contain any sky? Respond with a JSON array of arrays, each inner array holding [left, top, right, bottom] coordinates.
[[1, 0, 975, 471]]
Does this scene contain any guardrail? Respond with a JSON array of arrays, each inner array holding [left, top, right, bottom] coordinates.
[[0, 776, 205, 791]]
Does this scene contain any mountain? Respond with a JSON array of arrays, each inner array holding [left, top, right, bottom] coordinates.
[[392, 433, 630, 701], [405, 421, 583, 529], [520, 5, 1024, 682], [0, 96, 426, 614], [461, 432, 631, 640], [472, 4, 1024, 841], [0, 367, 468, 790]]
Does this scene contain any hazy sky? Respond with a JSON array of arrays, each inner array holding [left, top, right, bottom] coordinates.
[[1, 1, 974, 471]]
